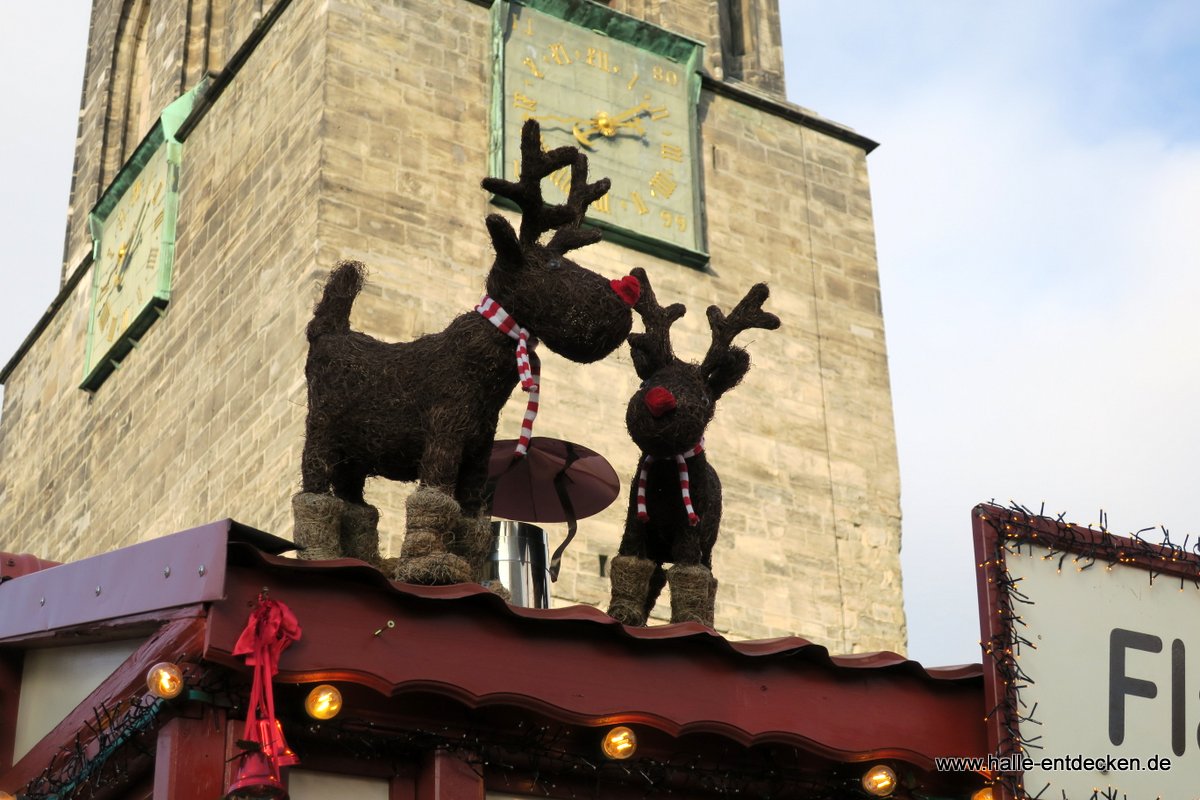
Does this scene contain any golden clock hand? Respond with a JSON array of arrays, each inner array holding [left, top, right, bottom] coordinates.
[[609, 101, 650, 125], [572, 123, 597, 149], [582, 102, 652, 142]]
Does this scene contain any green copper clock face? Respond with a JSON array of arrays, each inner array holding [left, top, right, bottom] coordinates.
[[496, 1, 707, 266], [83, 132, 180, 391]]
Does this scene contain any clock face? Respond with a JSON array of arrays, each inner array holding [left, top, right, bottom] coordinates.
[[83, 135, 179, 390], [497, 2, 707, 265]]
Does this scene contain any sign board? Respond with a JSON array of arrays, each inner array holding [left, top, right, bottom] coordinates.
[[972, 504, 1200, 799]]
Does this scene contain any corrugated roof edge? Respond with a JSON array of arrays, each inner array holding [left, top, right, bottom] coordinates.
[[226, 539, 982, 683]]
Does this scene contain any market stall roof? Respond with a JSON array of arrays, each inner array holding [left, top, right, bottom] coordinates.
[[0, 520, 988, 797]]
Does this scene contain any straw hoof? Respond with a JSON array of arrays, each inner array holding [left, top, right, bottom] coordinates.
[[453, 515, 496, 582], [480, 579, 512, 601], [292, 492, 344, 560], [394, 553, 473, 585], [606, 555, 658, 626], [341, 500, 382, 566], [395, 487, 470, 585], [667, 564, 717, 627]]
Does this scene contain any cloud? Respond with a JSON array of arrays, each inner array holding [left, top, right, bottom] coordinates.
[[781, 1, 1200, 664]]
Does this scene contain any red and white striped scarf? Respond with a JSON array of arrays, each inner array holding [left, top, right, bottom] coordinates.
[[636, 438, 705, 526], [477, 295, 539, 458]]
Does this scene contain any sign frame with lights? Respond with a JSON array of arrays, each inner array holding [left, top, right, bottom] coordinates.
[[972, 504, 1200, 800]]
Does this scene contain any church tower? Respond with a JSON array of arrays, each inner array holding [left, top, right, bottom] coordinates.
[[0, 0, 905, 653]]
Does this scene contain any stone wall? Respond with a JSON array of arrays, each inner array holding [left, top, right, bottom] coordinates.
[[0, 0, 904, 653]]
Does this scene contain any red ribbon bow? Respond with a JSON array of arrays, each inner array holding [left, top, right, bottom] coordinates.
[[232, 594, 302, 770]]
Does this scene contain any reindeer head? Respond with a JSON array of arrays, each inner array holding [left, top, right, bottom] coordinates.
[[626, 268, 780, 458], [481, 120, 639, 363]]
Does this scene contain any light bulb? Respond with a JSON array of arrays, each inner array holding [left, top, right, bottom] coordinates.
[[304, 684, 343, 720], [601, 726, 636, 760], [861, 764, 897, 796], [972, 788, 994, 800], [146, 662, 184, 699]]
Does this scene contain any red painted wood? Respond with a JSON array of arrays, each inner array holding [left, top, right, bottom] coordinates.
[[205, 565, 984, 770], [0, 615, 207, 793], [415, 750, 483, 800], [153, 707, 227, 800], [973, 506, 1012, 800], [390, 771, 417, 800]]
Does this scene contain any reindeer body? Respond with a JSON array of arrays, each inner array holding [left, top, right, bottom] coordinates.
[[622, 455, 720, 567], [607, 268, 778, 627], [294, 120, 639, 584], [302, 292, 520, 512]]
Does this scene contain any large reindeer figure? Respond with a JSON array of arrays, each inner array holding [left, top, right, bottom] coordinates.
[[295, 120, 641, 586], [607, 268, 779, 626]]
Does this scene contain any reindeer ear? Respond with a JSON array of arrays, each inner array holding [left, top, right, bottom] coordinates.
[[704, 347, 751, 400], [485, 214, 524, 270], [628, 333, 659, 380]]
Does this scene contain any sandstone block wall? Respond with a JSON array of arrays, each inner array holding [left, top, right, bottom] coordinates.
[[0, 0, 904, 654]]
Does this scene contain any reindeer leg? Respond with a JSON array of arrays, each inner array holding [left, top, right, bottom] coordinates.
[[607, 554, 658, 626], [666, 563, 717, 627], [394, 432, 473, 585], [292, 492, 345, 560], [666, 521, 719, 627], [451, 442, 507, 597]]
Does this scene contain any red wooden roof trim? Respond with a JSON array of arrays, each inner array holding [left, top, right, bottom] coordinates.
[[227, 543, 984, 682], [204, 563, 986, 770]]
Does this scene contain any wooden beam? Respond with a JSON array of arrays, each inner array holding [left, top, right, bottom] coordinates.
[[415, 750, 482, 800], [153, 707, 227, 800]]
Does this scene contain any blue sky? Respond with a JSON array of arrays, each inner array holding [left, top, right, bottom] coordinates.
[[780, 0, 1200, 664], [2, 2, 1198, 667]]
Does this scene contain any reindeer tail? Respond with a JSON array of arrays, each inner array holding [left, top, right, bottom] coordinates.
[[307, 260, 364, 341]]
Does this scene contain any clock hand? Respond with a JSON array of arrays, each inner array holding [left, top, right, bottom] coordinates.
[[115, 202, 151, 288], [608, 101, 651, 126], [572, 123, 597, 149], [577, 101, 653, 145]]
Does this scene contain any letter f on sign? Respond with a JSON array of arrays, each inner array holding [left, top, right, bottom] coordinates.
[[1109, 628, 1162, 746]]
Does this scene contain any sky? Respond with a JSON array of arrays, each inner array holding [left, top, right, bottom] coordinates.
[[1, 1, 1198, 667]]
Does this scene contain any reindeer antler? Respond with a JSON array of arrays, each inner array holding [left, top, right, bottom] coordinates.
[[627, 267, 686, 379], [482, 120, 610, 258], [700, 284, 780, 398]]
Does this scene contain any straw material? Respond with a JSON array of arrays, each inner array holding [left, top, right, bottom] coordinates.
[[292, 492, 343, 561], [667, 564, 717, 626], [395, 487, 472, 584], [606, 555, 660, 626]]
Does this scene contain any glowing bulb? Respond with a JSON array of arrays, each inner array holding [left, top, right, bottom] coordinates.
[[304, 684, 343, 720], [146, 662, 184, 699], [972, 788, 994, 800], [601, 726, 637, 760], [861, 764, 897, 796]]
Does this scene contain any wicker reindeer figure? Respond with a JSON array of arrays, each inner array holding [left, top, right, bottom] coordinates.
[[607, 268, 779, 626], [294, 120, 641, 585]]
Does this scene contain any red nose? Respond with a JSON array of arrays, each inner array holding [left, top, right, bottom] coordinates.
[[644, 386, 677, 418], [610, 275, 641, 307]]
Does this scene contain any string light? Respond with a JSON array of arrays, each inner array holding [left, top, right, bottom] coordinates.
[[146, 662, 184, 699], [304, 684, 343, 720], [600, 726, 636, 760], [860, 764, 897, 796]]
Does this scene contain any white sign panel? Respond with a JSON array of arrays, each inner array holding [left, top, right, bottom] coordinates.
[[1006, 540, 1198, 798]]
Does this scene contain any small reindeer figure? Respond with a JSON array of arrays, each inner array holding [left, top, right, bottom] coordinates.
[[295, 120, 641, 585], [607, 268, 779, 626]]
